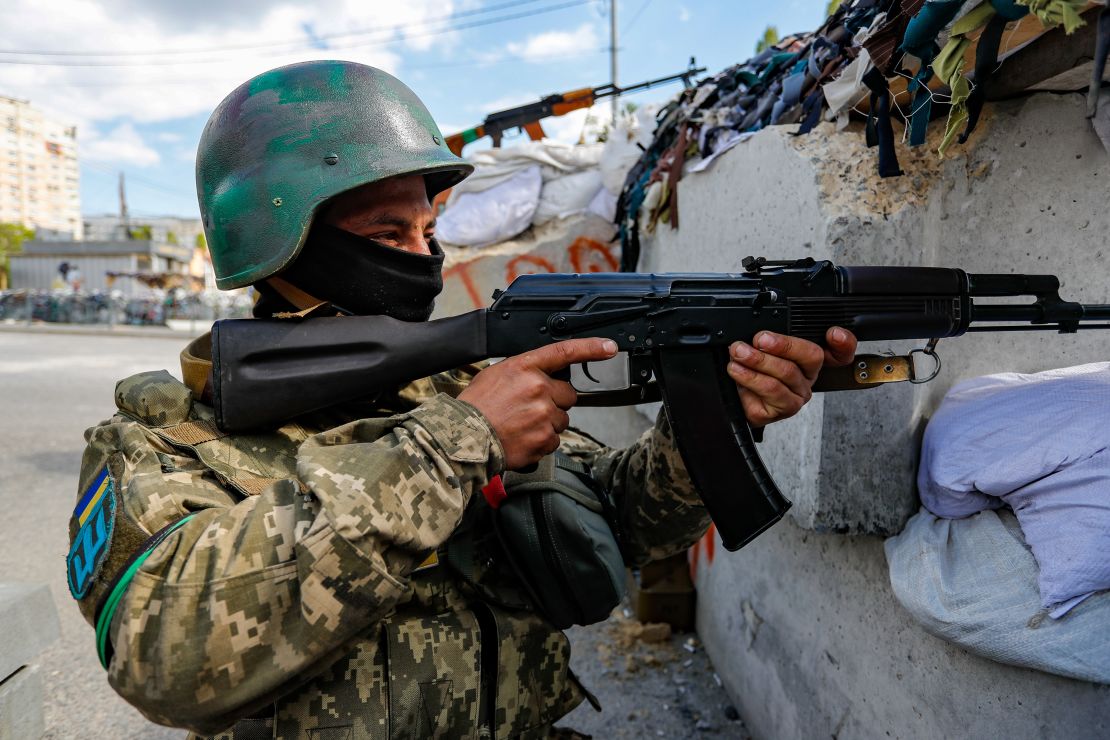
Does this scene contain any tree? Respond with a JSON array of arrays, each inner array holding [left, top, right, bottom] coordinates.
[[128, 224, 153, 240], [0, 222, 34, 290], [826, 0, 842, 16], [755, 25, 779, 54], [166, 230, 178, 245], [195, 233, 207, 251]]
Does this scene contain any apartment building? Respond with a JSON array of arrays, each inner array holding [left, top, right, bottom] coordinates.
[[0, 96, 81, 238]]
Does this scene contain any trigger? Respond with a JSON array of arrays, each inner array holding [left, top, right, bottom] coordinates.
[[581, 362, 600, 384]]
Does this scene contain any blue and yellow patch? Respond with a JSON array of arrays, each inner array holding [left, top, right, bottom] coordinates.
[[67, 467, 116, 600]]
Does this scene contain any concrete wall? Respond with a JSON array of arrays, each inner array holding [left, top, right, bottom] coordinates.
[[9, 254, 138, 294], [11, 239, 193, 295], [596, 92, 1110, 738]]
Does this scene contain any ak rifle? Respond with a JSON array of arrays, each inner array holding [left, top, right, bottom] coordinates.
[[445, 59, 706, 155], [211, 257, 1110, 551]]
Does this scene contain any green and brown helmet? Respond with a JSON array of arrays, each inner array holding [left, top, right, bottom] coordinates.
[[196, 60, 473, 290]]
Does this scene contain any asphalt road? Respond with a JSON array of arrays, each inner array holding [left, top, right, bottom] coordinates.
[[0, 330, 184, 739], [0, 328, 743, 739]]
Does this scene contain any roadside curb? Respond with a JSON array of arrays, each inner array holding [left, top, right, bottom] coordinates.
[[0, 322, 203, 340]]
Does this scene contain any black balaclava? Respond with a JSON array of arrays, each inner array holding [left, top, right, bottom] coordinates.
[[257, 223, 445, 320]]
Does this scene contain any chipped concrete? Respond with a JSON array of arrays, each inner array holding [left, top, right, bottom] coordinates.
[[575, 92, 1110, 738], [621, 91, 1110, 537]]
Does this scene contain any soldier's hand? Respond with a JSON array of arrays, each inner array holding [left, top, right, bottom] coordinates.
[[459, 338, 618, 470], [727, 326, 858, 427]]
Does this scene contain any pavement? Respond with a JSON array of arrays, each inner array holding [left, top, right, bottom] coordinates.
[[0, 330, 184, 739], [0, 328, 745, 739]]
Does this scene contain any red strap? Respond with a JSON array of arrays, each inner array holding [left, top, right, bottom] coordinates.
[[482, 475, 507, 509]]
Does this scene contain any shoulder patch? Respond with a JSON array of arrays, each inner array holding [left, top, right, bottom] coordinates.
[[67, 467, 117, 600]]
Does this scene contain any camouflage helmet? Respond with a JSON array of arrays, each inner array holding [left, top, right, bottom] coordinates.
[[196, 60, 473, 290]]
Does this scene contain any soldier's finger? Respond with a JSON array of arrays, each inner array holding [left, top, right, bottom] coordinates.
[[728, 361, 808, 414], [541, 430, 563, 456], [548, 380, 578, 410], [752, 332, 825, 381], [526, 338, 619, 375], [824, 326, 858, 367], [729, 341, 811, 399], [737, 388, 775, 427], [552, 407, 571, 435]]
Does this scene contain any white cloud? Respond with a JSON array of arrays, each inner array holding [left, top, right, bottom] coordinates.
[[155, 132, 182, 143], [506, 22, 600, 63], [81, 122, 160, 167], [0, 0, 453, 130], [679, 6, 691, 22]]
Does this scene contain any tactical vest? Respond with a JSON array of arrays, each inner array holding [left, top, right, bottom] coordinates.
[[108, 359, 593, 740]]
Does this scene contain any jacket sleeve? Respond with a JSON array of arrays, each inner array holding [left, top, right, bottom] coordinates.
[[85, 394, 503, 735], [561, 408, 710, 566]]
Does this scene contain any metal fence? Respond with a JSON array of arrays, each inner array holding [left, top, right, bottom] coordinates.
[[0, 289, 253, 326]]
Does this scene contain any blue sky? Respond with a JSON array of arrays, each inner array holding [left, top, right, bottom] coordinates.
[[0, 1, 831, 220]]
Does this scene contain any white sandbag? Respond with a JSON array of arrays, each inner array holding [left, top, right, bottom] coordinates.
[[598, 105, 658, 194], [533, 170, 604, 225], [918, 362, 1110, 613], [885, 508, 1110, 684], [586, 184, 618, 222], [436, 165, 542, 248], [449, 141, 603, 200]]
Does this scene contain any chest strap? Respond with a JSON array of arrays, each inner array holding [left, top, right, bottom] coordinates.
[[157, 419, 224, 445]]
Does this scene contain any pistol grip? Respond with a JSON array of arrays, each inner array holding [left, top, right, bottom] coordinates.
[[654, 348, 791, 551]]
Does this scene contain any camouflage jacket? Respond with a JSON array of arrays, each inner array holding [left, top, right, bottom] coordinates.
[[67, 340, 708, 739]]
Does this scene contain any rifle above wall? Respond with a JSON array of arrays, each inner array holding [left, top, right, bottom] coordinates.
[[445, 58, 707, 155]]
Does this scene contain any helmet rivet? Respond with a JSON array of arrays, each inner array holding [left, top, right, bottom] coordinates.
[[433, 135, 441, 145], [272, 197, 283, 207], [324, 153, 339, 165]]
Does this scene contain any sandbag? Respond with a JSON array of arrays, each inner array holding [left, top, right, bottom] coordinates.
[[886, 508, 1110, 684], [533, 170, 604, 225], [449, 141, 603, 198], [436, 165, 542, 248], [918, 362, 1110, 612]]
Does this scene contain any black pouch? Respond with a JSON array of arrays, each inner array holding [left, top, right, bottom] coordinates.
[[492, 453, 627, 630]]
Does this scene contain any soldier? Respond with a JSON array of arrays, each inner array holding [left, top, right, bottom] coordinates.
[[66, 61, 857, 738]]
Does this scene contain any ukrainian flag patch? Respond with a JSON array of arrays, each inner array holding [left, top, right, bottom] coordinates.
[[67, 467, 117, 600]]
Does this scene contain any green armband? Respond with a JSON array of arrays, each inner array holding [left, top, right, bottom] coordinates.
[[95, 513, 198, 669]]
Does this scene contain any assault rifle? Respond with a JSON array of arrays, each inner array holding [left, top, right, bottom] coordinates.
[[211, 257, 1110, 551], [444, 59, 706, 155]]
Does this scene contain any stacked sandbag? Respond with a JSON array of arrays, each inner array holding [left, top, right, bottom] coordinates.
[[886, 362, 1110, 683]]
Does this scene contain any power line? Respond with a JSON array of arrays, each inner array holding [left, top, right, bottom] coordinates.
[[0, 0, 548, 57], [0, 0, 595, 67], [622, 0, 654, 33], [10, 48, 608, 88], [82, 161, 193, 199]]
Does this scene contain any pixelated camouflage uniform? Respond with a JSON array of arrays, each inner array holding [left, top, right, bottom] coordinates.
[[69, 337, 708, 739]]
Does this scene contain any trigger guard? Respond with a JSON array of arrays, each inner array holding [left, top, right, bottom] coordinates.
[[580, 361, 600, 384]]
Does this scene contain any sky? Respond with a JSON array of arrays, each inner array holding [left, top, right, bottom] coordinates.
[[0, 0, 832, 220]]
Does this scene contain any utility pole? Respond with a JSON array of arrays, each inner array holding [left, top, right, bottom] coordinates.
[[610, 0, 618, 127], [118, 172, 130, 239]]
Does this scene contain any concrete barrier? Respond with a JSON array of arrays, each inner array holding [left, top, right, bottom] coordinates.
[[0, 584, 60, 740], [636, 92, 1110, 738]]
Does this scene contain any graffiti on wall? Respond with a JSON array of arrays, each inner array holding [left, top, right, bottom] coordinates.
[[689, 523, 717, 581], [443, 237, 620, 310], [567, 237, 619, 274]]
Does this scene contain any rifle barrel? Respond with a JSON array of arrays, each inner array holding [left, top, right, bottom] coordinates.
[[594, 66, 708, 99], [969, 302, 1110, 328]]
